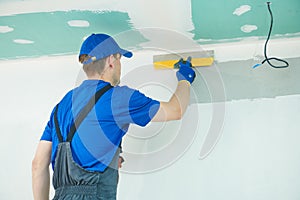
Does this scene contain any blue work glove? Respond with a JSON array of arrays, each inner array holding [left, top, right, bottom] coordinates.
[[175, 56, 196, 84]]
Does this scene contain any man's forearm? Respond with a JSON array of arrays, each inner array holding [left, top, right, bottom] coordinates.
[[169, 80, 191, 117], [152, 80, 191, 122], [32, 165, 50, 200]]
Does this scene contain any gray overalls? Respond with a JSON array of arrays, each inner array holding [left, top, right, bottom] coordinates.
[[52, 84, 120, 200]]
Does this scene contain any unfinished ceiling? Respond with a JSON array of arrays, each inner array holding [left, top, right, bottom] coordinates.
[[0, 0, 299, 60]]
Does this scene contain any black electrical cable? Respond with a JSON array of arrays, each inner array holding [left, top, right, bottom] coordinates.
[[261, 2, 289, 68]]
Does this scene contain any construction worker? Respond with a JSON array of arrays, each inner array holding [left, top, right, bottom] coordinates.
[[32, 33, 195, 200]]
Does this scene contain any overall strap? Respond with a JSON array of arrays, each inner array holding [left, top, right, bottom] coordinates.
[[54, 84, 113, 143], [54, 104, 63, 143]]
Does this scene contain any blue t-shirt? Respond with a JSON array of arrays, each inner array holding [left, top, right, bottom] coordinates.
[[41, 80, 160, 172]]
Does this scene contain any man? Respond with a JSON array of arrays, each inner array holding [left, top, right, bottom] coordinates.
[[32, 33, 195, 200]]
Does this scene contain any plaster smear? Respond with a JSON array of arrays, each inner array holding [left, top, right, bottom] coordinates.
[[233, 5, 251, 16], [241, 24, 257, 33], [13, 39, 34, 44], [0, 25, 14, 33], [67, 20, 90, 27]]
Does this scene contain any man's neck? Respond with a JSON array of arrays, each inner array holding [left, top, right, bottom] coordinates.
[[87, 74, 112, 85]]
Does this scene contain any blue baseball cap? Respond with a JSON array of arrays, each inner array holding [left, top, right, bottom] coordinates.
[[79, 33, 133, 64]]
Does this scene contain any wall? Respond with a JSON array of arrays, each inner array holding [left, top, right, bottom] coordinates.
[[191, 0, 300, 41], [0, 0, 300, 199], [1, 0, 300, 60], [0, 50, 299, 199], [119, 96, 300, 200], [0, 55, 81, 199]]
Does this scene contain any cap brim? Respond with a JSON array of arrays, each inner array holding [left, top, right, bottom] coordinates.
[[120, 48, 133, 58]]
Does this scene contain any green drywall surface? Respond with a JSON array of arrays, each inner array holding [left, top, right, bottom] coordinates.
[[0, 11, 147, 60], [0, 0, 299, 60], [191, 0, 300, 41]]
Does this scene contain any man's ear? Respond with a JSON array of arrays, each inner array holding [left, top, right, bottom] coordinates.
[[107, 54, 115, 67]]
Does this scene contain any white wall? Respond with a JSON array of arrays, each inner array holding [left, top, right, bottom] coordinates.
[[0, 50, 300, 200], [0, 55, 81, 199], [119, 97, 300, 200]]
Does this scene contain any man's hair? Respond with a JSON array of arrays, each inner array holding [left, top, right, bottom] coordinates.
[[79, 54, 120, 77], [79, 54, 108, 77]]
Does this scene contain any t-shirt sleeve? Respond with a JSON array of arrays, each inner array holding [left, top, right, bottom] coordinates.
[[40, 107, 55, 141], [129, 90, 160, 126], [112, 86, 160, 127]]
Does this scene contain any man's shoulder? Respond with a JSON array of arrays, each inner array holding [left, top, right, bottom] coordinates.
[[112, 85, 136, 94], [111, 85, 149, 102]]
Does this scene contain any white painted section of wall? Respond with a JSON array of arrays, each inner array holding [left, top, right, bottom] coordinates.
[[0, 51, 299, 199], [119, 96, 300, 200], [0, 55, 82, 200]]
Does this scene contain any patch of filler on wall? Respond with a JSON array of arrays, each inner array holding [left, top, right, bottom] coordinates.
[[0, 11, 147, 60]]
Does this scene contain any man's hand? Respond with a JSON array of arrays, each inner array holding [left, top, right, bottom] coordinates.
[[118, 156, 125, 168], [175, 56, 196, 84]]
